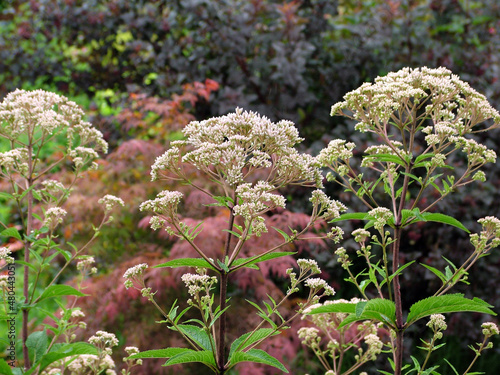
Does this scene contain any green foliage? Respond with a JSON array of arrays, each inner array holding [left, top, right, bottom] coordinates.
[[406, 294, 496, 326]]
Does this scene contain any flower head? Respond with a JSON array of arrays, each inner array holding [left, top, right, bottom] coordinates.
[[99, 195, 125, 211], [0, 247, 14, 264]]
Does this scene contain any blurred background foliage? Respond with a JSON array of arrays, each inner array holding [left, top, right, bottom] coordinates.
[[1, 0, 500, 373]]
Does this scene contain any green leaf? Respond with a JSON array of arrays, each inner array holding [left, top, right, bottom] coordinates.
[[26, 330, 48, 364], [229, 349, 288, 373], [38, 285, 86, 303], [420, 263, 447, 284], [406, 294, 496, 326], [174, 325, 214, 351], [153, 258, 217, 271], [363, 153, 407, 166], [0, 227, 22, 241], [330, 212, 368, 223], [421, 213, 469, 233], [307, 301, 356, 315], [339, 299, 396, 328], [230, 252, 295, 271], [129, 348, 190, 360], [34, 343, 98, 374], [163, 350, 216, 368], [272, 227, 290, 242], [0, 359, 14, 375], [229, 328, 278, 357]]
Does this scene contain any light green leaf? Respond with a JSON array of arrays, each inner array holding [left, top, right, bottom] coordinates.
[[0, 359, 14, 375], [129, 348, 192, 359], [406, 294, 496, 326], [330, 212, 368, 223], [26, 330, 48, 364], [163, 350, 216, 368], [420, 263, 447, 284], [230, 252, 295, 271], [338, 299, 396, 328], [153, 258, 217, 271], [0, 227, 22, 241], [229, 349, 288, 373], [421, 213, 469, 233], [38, 285, 86, 303], [229, 328, 278, 357], [307, 301, 356, 315], [363, 153, 406, 166]]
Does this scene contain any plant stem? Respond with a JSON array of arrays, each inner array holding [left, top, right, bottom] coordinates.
[[217, 205, 235, 374], [22, 141, 34, 370]]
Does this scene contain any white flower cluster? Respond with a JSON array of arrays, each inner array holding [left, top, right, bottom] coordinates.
[[66, 354, 116, 374], [98, 194, 125, 211], [181, 273, 218, 297], [427, 314, 447, 340], [482, 322, 499, 336], [140, 191, 183, 217], [352, 228, 371, 244], [76, 256, 97, 274], [0, 89, 108, 155], [470, 216, 500, 252], [304, 278, 335, 296], [363, 333, 383, 360], [41, 179, 66, 195], [0, 148, 29, 176], [151, 108, 322, 188], [297, 327, 320, 348], [0, 275, 9, 289], [150, 147, 181, 181], [123, 263, 148, 289], [310, 190, 347, 221], [232, 181, 286, 236], [427, 313, 447, 331], [318, 139, 356, 164], [297, 259, 321, 275], [88, 330, 119, 348], [368, 207, 393, 230], [0, 247, 14, 264], [43, 207, 67, 230]]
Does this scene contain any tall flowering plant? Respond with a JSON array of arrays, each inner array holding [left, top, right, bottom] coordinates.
[[0, 90, 126, 375], [303, 67, 500, 375], [125, 108, 345, 374]]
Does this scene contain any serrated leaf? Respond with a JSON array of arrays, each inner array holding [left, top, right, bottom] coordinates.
[[174, 325, 214, 351], [406, 294, 496, 326], [229, 328, 278, 357], [26, 330, 48, 364], [421, 213, 469, 233], [229, 349, 288, 373], [0, 227, 22, 241], [338, 299, 396, 328], [38, 285, 86, 303], [34, 343, 99, 374], [129, 348, 192, 359], [153, 258, 217, 271], [163, 350, 216, 368]]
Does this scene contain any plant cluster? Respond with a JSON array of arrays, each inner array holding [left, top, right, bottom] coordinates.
[[0, 89, 129, 374]]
